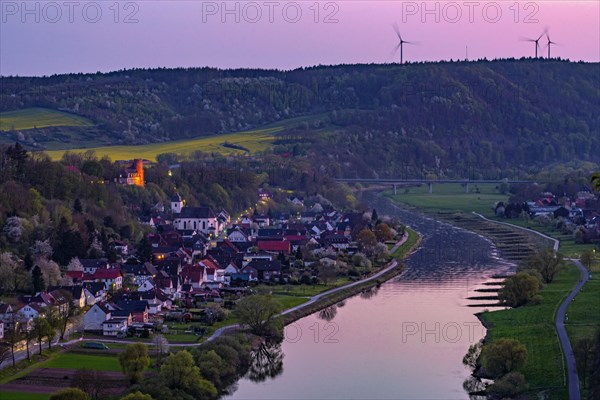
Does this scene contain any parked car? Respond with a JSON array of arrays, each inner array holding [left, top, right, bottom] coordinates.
[[83, 342, 109, 350]]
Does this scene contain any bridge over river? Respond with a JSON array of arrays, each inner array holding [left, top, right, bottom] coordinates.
[[335, 178, 539, 194]]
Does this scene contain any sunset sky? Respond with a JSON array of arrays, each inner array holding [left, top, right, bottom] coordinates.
[[1, 1, 598, 76]]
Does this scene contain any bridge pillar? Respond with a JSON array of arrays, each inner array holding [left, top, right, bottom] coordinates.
[[393, 184, 397, 195], [465, 183, 469, 194], [428, 183, 433, 194]]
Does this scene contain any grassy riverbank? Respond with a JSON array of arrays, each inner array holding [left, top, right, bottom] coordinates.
[[385, 188, 599, 398], [479, 264, 581, 399]]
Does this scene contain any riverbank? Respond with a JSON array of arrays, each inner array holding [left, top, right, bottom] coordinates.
[[282, 228, 421, 324], [384, 186, 599, 399]]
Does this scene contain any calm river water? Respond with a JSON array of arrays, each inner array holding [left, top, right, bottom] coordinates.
[[226, 196, 513, 400]]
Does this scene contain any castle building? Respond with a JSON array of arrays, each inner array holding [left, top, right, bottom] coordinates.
[[117, 159, 144, 187]]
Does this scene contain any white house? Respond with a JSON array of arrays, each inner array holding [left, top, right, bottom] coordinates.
[[173, 207, 222, 236], [0, 321, 3, 340], [102, 318, 128, 336], [137, 279, 156, 292], [228, 227, 249, 242], [17, 304, 42, 320], [83, 303, 111, 331]]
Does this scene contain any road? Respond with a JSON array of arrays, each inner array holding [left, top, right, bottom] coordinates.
[[558, 260, 589, 400], [0, 337, 84, 370]]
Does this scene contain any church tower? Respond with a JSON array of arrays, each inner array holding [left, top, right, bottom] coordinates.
[[171, 193, 183, 214]]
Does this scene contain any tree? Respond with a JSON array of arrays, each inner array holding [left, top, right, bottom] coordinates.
[[160, 350, 217, 399], [137, 236, 153, 263], [118, 343, 151, 384], [482, 339, 528, 378], [74, 198, 83, 213], [121, 392, 154, 400], [5, 313, 22, 367], [373, 242, 390, 263], [72, 369, 108, 400], [580, 250, 596, 272], [49, 388, 89, 400], [45, 306, 61, 349], [357, 229, 377, 254], [57, 292, 79, 340], [462, 340, 483, 369], [487, 371, 528, 398], [234, 295, 282, 336], [32, 316, 51, 355], [152, 334, 170, 366], [371, 208, 379, 223], [498, 272, 541, 307], [573, 337, 595, 388], [0, 345, 11, 368], [67, 257, 83, 272], [317, 263, 337, 286], [373, 223, 393, 242], [32, 265, 45, 293], [521, 248, 564, 284], [592, 172, 600, 192]]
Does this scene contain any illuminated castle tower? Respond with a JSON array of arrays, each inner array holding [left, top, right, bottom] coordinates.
[[133, 159, 144, 187], [117, 159, 144, 187]]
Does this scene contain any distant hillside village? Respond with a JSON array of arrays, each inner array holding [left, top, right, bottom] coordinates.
[[0, 191, 403, 338], [495, 189, 600, 245]]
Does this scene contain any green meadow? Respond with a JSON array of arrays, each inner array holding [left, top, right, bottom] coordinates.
[[0, 108, 93, 131], [386, 182, 508, 217]]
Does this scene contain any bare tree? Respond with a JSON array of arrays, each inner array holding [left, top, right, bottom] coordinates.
[[5, 313, 22, 367], [152, 333, 170, 366]]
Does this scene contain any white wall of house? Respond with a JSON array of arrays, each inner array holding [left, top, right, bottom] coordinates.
[[83, 304, 110, 331]]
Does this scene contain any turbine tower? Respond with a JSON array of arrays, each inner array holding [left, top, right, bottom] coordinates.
[[521, 31, 545, 58], [545, 31, 558, 58], [392, 23, 417, 64]]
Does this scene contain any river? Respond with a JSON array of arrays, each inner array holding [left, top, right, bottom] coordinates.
[[225, 196, 513, 399]]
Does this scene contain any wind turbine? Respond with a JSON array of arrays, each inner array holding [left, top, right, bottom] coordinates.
[[392, 23, 417, 64], [520, 31, 545, 58], [545, 31, 558, 58]]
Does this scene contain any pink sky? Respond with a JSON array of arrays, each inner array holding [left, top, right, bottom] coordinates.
[[1, 1, 598, 76]]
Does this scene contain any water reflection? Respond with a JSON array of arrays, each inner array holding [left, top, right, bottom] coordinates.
[[226, 195, 512, 400], [318, 306, 338, 322], [247, 341, 284, 383]]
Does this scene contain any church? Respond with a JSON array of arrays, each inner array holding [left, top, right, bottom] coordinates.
[[171, 193, 222, 236]]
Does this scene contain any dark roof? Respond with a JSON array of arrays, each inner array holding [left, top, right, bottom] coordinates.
[[178, 207, 215, 219], [171, 193, 182, 202], [246, 259, 282, 271], [116, 300, 148, 313], [83, 282, 106, 295], [80, 258, 109, 269]]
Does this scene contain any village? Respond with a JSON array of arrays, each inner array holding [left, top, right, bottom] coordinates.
[[0, 188, 406, 345]]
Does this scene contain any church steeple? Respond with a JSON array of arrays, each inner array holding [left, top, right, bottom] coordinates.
[[171, 192, 183, 214]]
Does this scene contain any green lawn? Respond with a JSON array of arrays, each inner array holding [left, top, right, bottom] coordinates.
[[390, 228, 420, 260], [0, 108, 93, 131], [387, 183, 508, 216], [41, 353, 121, 372], [0, 391, 50, 400], [479, 264, 581, 399]]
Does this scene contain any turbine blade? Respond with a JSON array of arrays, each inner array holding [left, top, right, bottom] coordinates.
[[388, 43, 402, 58], [393, 23, 402, 41], [405, 41, 420, 46], [519, 36, 535, 42]]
